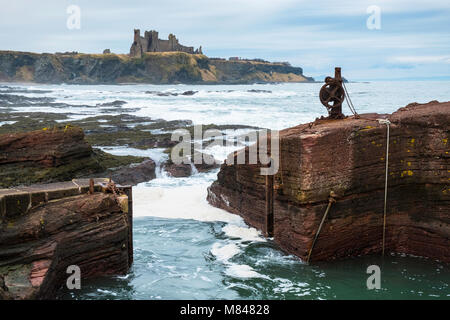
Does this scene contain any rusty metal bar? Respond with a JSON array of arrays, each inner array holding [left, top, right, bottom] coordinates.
[[306, 192, 336, 263], [89, 178, 94, 194], [265, 174, 274, 237], [120, 185, 133, 267]]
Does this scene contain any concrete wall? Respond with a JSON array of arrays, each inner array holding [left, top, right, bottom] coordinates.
[[0, 178, 132, 220]]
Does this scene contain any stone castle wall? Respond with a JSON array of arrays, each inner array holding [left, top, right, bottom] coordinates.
[[130, 29, 202, 58]]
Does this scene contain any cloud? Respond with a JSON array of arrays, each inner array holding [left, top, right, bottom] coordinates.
[[388, 55, 450, 64], [0, 0, 449, 80]]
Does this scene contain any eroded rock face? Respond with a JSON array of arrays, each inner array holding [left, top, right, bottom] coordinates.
[[207, 101, 450, 262], [0, 126, 92, 167], [0, 190, 131, 299], [0, 126, 102, 187], [0, 127, 156, 187]]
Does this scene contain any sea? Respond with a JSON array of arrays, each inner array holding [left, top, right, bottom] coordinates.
[[1, 81, 449, 300]]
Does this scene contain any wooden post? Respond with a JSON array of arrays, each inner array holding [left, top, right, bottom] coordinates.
[[265, 174, 274, 237], [121, 186, 133, 267], [89, 178, 94, 194]]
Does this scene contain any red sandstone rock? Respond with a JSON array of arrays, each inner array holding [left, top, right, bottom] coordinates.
[[0, 126, 92, 167], [0, 190, 131, 299], [0, 127, 156, 187], [207, 101, 450, 262]]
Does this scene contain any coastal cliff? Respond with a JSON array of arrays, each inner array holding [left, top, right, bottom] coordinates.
[[207, 101, 450, 262], [0, 51, 312, 84]]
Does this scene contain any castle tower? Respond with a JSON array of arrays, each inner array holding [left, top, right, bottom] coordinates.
[[130, 29, 201, 56], [133, 29, 141, 43], [130, 29, 143, 58]]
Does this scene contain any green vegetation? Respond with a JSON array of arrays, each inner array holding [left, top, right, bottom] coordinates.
[[0, 50, 311, 84], [0, 148, 146, 188]]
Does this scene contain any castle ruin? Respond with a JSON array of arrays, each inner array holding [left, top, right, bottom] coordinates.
[[130, 29, 202, 58]]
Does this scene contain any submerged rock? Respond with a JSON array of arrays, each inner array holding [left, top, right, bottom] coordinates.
[[163, 161, 193, 177], [247, 89, 272, 93], [145, 90, 197, 96], [163, 151, 220, 178], [207, 101, 450, 263], [110, 159, 156, 185]]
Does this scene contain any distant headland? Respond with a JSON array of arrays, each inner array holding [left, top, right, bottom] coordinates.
[[0, 29, 314, 85]]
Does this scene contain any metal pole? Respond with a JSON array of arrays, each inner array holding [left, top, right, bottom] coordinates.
[[378, 119, 391, 257], [306, 197, 334, 263], [265, 173, 274, 237]]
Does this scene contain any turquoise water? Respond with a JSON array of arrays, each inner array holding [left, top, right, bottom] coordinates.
[[2, 81, 449, 300], [59, 217, 449, 300]]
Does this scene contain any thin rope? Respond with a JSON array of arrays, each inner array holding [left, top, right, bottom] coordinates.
[[344, 84, 357, 116], [342, 81, 359, 118], [377, 118, 391, 257]]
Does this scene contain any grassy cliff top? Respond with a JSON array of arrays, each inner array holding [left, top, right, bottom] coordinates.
[[0, 50, 293, 66], [0, 50, 311, 84]]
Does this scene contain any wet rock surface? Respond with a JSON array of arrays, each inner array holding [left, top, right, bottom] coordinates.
[[145, 90, 198, 96], [163, 153, 220, 178], [207, 101, 450, 262], [109, 159, 156, 185]]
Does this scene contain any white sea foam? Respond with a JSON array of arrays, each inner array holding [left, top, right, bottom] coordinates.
[[221, 224, 264, 242], [210, 241, 268, 280], [99, 146, 168, 165], [97, 289, 118, 296], [0, 121, 16, 126], [133, 183, 243, 224], [225, 265, 269, 279], [11, 82, 448, 131], [211, 243, 241, 262]]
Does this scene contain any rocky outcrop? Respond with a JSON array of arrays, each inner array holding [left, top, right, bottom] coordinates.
[[207, 101, 450, 262], [0, 125, 92, 168], [110, 159, 156, 185], [163, 152, 220, 177], [0, 179, 132, 299], [0, 51, 312, 84], [209, 58, 313, 83], [0, 126, 102, 187], [0, 126, 156, 187]]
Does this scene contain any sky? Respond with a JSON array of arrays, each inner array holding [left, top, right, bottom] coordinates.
[[0, 0, 449, 81]]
